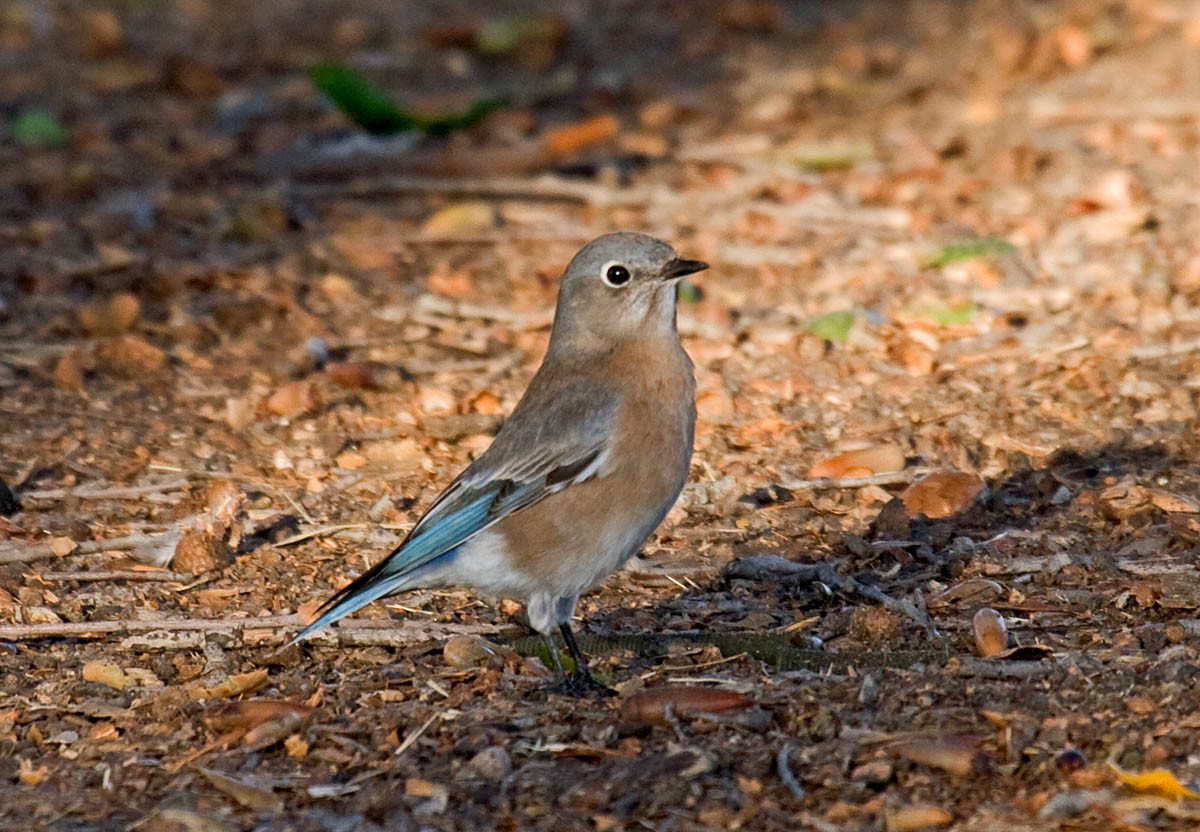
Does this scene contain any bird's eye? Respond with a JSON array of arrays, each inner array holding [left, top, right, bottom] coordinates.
[[602, 262, 631, 287]]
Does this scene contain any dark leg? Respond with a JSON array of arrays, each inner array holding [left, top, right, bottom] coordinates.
[[557, 622, 616, 698], [542, 632, 567, 681]]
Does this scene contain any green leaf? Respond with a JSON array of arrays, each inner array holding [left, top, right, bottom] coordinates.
[[308, 62, 506, 136], [804, 310, 856, 343], [914, 300, 976, 325], [12, 109, 68, 148], [923, 237, 1015, 268]]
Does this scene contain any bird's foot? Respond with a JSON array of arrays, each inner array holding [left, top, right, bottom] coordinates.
[[548, 672, 617, 699]]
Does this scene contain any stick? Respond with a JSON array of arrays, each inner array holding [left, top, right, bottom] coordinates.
[[776, 743, 805, 801], [31, 570, 194, 583], [394, 712, 440, 758], [0, 532, 161, 565], [776, 468, 934, 491], [724, 555, 939, 637], [21, 478, 191, 501], [0, 614, 488, 644]]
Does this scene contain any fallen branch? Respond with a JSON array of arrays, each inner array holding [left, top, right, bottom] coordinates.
[[776, 468, 934, 491], [951, 658, 1054, 680], [21, 477, 191, 501], [0, 532, 162, 565], [31, 570, 194, 583], [0, 614, 488, 645], [723, 555, 939, 637]]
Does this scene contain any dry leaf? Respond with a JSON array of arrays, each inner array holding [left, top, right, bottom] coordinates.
[[1149, 490, 1199, 513], [1109, 762, 1200, 800], [199, 768, 283, 812], [204, 700, 313, 734], [543, 114, 620, 158], [421, 202, 496, 235], [49, 536, 77, 556], [193, 669, 269, 699], [442, 634, 516, 669], [284, 734, 309, 758], [327, 360, 405, 391], [620, 686, 752, 725], [900, 470, 984, 518], [809, 445, 905, 479], [894, 736, 990, 777], [972, 608, 1007, 657], [82, 660, 128, 691], [17, 758, 48, 786], [885, 805, 953, 830], [265, 380, 316, 418]]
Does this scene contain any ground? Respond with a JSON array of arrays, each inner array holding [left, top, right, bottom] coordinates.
[[2, 0, 1200, 829]]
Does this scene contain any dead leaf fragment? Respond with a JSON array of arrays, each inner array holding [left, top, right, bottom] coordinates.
[[204, 699, 313, 734], [17, 758, 48, 786], [199, 768, 283, 812], [1109, 762, 1200, 800], [172, 528, 231, 575], [894, 736, 990, 777], [192, 669, 269, 700], [421, 201, 497, 235], [972, 608, 1008, 657], [1149, 490, 1199, 514], [543, 114, 620, 158], [49, 536, 77, 556], [809, 445, 905, 479], [82, 659, 128, 691], [265, 380, 316, 418], [442, 634, 516, 669], [900, 470, 984, 518], [885, 805, 953, 830], [284, 734, 308, 757], [52, 353, 85, 391], [327, 360, 405, 391], [94, 335, 167, 377], [620, 686, 752, 725]]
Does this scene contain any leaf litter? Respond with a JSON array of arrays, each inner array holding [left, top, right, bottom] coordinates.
[[2, 0, 1200, 829]]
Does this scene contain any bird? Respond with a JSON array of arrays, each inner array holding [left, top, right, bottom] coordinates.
[[291, 232, 707, 696]]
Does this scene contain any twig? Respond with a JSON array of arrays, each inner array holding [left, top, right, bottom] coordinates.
[[273, 523, 366, 547], [776, 468, 934, 490], [0, 614, 489, 645], [31, 570, 194, 583], [776, 743, 805, 801], [395, 713, 440, 758], [414, 294, 554, 329], [952, 658, 1054, 680], [0, 532, 161, 565], [723, 555, 939, 637], [1130, 338, 1200, 360], [20, 478, 191, 501]]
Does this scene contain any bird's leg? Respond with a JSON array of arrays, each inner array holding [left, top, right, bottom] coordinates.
[[541, 632, 568, 682], [558, 622, 616, 698]]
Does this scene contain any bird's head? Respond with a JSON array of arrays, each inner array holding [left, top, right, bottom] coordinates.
[[551, 232, 708, 348]]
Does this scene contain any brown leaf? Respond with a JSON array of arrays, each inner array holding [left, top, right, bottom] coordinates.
[[52, 353, 86, 391], [620, 686, 752, 725], [894, 736, 990, 777], [442, 635, 517, 669], [972, 608, 1008, 657], [809, 445, 905, 479], [204, 700, 313, 734], [543, 114, 620, 158], [199, 768, 282, 812], [885, 805, 953, 830], [900, 470, 984, 518], [192, 669, 269, 700], [421, 202, 497, 235], [327, 360, 405, 391], [17, 758, 49, 786], [1149, 490, 1199, 514], [264, 380, 316, 418], [82, 660, 128, 691], [94, 335, 167, 377], [172, 528, 231, 575]]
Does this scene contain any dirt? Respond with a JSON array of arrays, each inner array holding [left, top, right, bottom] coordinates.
[[2, 0, 1200, 829]]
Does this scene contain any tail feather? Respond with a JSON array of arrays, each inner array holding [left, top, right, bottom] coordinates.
[[287, 544, 413, 646]]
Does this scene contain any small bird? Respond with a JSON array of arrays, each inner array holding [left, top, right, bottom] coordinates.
[[292, 232, 706, 696]]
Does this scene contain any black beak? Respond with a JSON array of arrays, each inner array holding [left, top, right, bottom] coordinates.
[[662, 257, 709, 280]]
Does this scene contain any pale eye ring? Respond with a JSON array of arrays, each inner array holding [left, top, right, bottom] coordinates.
[[601, 261, 631, 287]]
